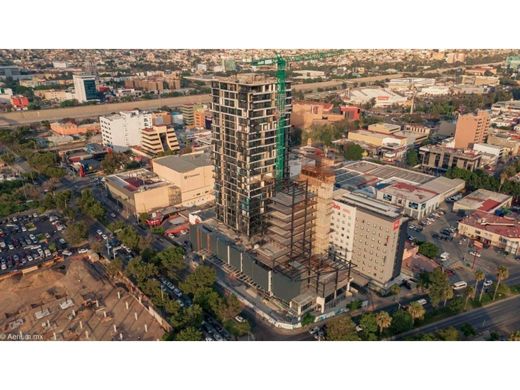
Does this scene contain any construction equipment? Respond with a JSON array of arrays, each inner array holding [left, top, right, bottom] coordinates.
[[250, 50, 343, 182]]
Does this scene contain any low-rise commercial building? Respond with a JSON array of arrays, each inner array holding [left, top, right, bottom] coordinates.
[[124, 73, 180, 92], [387, 77, 435, 91], [106, 152, 214, 215], [487, 131, 520, 156], [453, 189, 512, 213], [491, 100, 520, 116], [472, 143, 505, 166], [105, 169, 181, 216], [152, 152, 214, 207], [50, 121, 100, 136], [419, 144, 482, 172], [458, 211, 520, 255], [10, 95, 29, 110], [343, 87, 408, 108], [291, 101, 346, 129], [376, 181, 440, 220], [34, 89, 76, 102], [461, 75, 500, 86]]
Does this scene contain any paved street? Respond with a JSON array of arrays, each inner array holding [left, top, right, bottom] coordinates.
[[396, 294, 520, 339], [0, 94, 211, 127], [408, 202, 520, 288]]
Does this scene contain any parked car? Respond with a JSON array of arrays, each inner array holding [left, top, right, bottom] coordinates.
[[452, 281, 468, 290], [483, 280, 493, 288], [235, 315, 245, 323]]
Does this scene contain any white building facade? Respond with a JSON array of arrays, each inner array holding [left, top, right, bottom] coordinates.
[[100, 110, 152, 152]]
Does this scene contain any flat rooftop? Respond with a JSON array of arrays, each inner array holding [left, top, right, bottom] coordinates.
[[349, 129, 407, 140], [455, 188, 512, 211], [420, 144, 482, 159], [379, 181, 439, 203], [334, 188, 402, 219], [213, 73, 277, 85], [105, 168, 171, 193], [460, 210, 520, 239], [153, 152, 211, 173], [341, 160, 433, 185], [419, 176, 465, 195]]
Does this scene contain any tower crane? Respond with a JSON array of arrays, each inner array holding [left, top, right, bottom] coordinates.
[[250, 50, 343, 182]]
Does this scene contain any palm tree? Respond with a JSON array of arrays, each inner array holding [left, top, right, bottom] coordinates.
[[407, 302, 426, 326], [509, 331, 520, 341], [493, 266, 509, 300], [390, 284, 401, 306], [463, 286, 475, 310], [443, 286, 454, 307], [375, 311, 392, 336], [474, 269, 484, 294]]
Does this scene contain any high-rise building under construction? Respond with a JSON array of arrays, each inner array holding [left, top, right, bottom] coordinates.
[[211, 74, 292, 237]]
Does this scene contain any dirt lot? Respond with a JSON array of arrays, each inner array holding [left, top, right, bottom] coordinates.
[[0, 257, 165, 341]]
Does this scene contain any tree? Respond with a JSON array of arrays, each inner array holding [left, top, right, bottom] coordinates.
[[64, 221, 88, 245], [428, 268, 453, 307], [217, 294, 242, 322], [493, 266, 509, 300], [157, 247, 186, 281], [359, 313, 378, 339], [164, 299, 182, 316], [390, 284, 401, 304], [375, 311, 392, 335], [184, 304, 204, 328], [342, 143, 364, 161], [405, 149, 419, 167], [126, 257, 158, 284], [301, 312, 315, 326], [509, 331, 520, 341], [78, 189, 105, 220], [390, 309, 413, 334], [175, 327, 203, 341], [463, 286, 475, 310], [0, 152, 15, 164], [180, 265, 216, 297], [474, 269, 485, 302], [418, 242, 440, 259], [407, 302, 425, 326], [437, 327, 460, 341], [326, 316, 361, 341], [138, 212, 149, 225], [418, 271, 431, 292], [460, 323, 476, 338], [101, 152, 129, 174]]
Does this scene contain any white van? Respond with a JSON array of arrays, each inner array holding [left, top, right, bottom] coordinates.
[[452, 281, 468, 290]]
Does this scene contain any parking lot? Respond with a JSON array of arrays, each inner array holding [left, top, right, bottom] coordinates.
[[407, 201, 520, 288], [0, 212, 71, 275]]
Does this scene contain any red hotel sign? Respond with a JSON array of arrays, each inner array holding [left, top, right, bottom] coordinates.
[[393, 219, 400, 231]]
